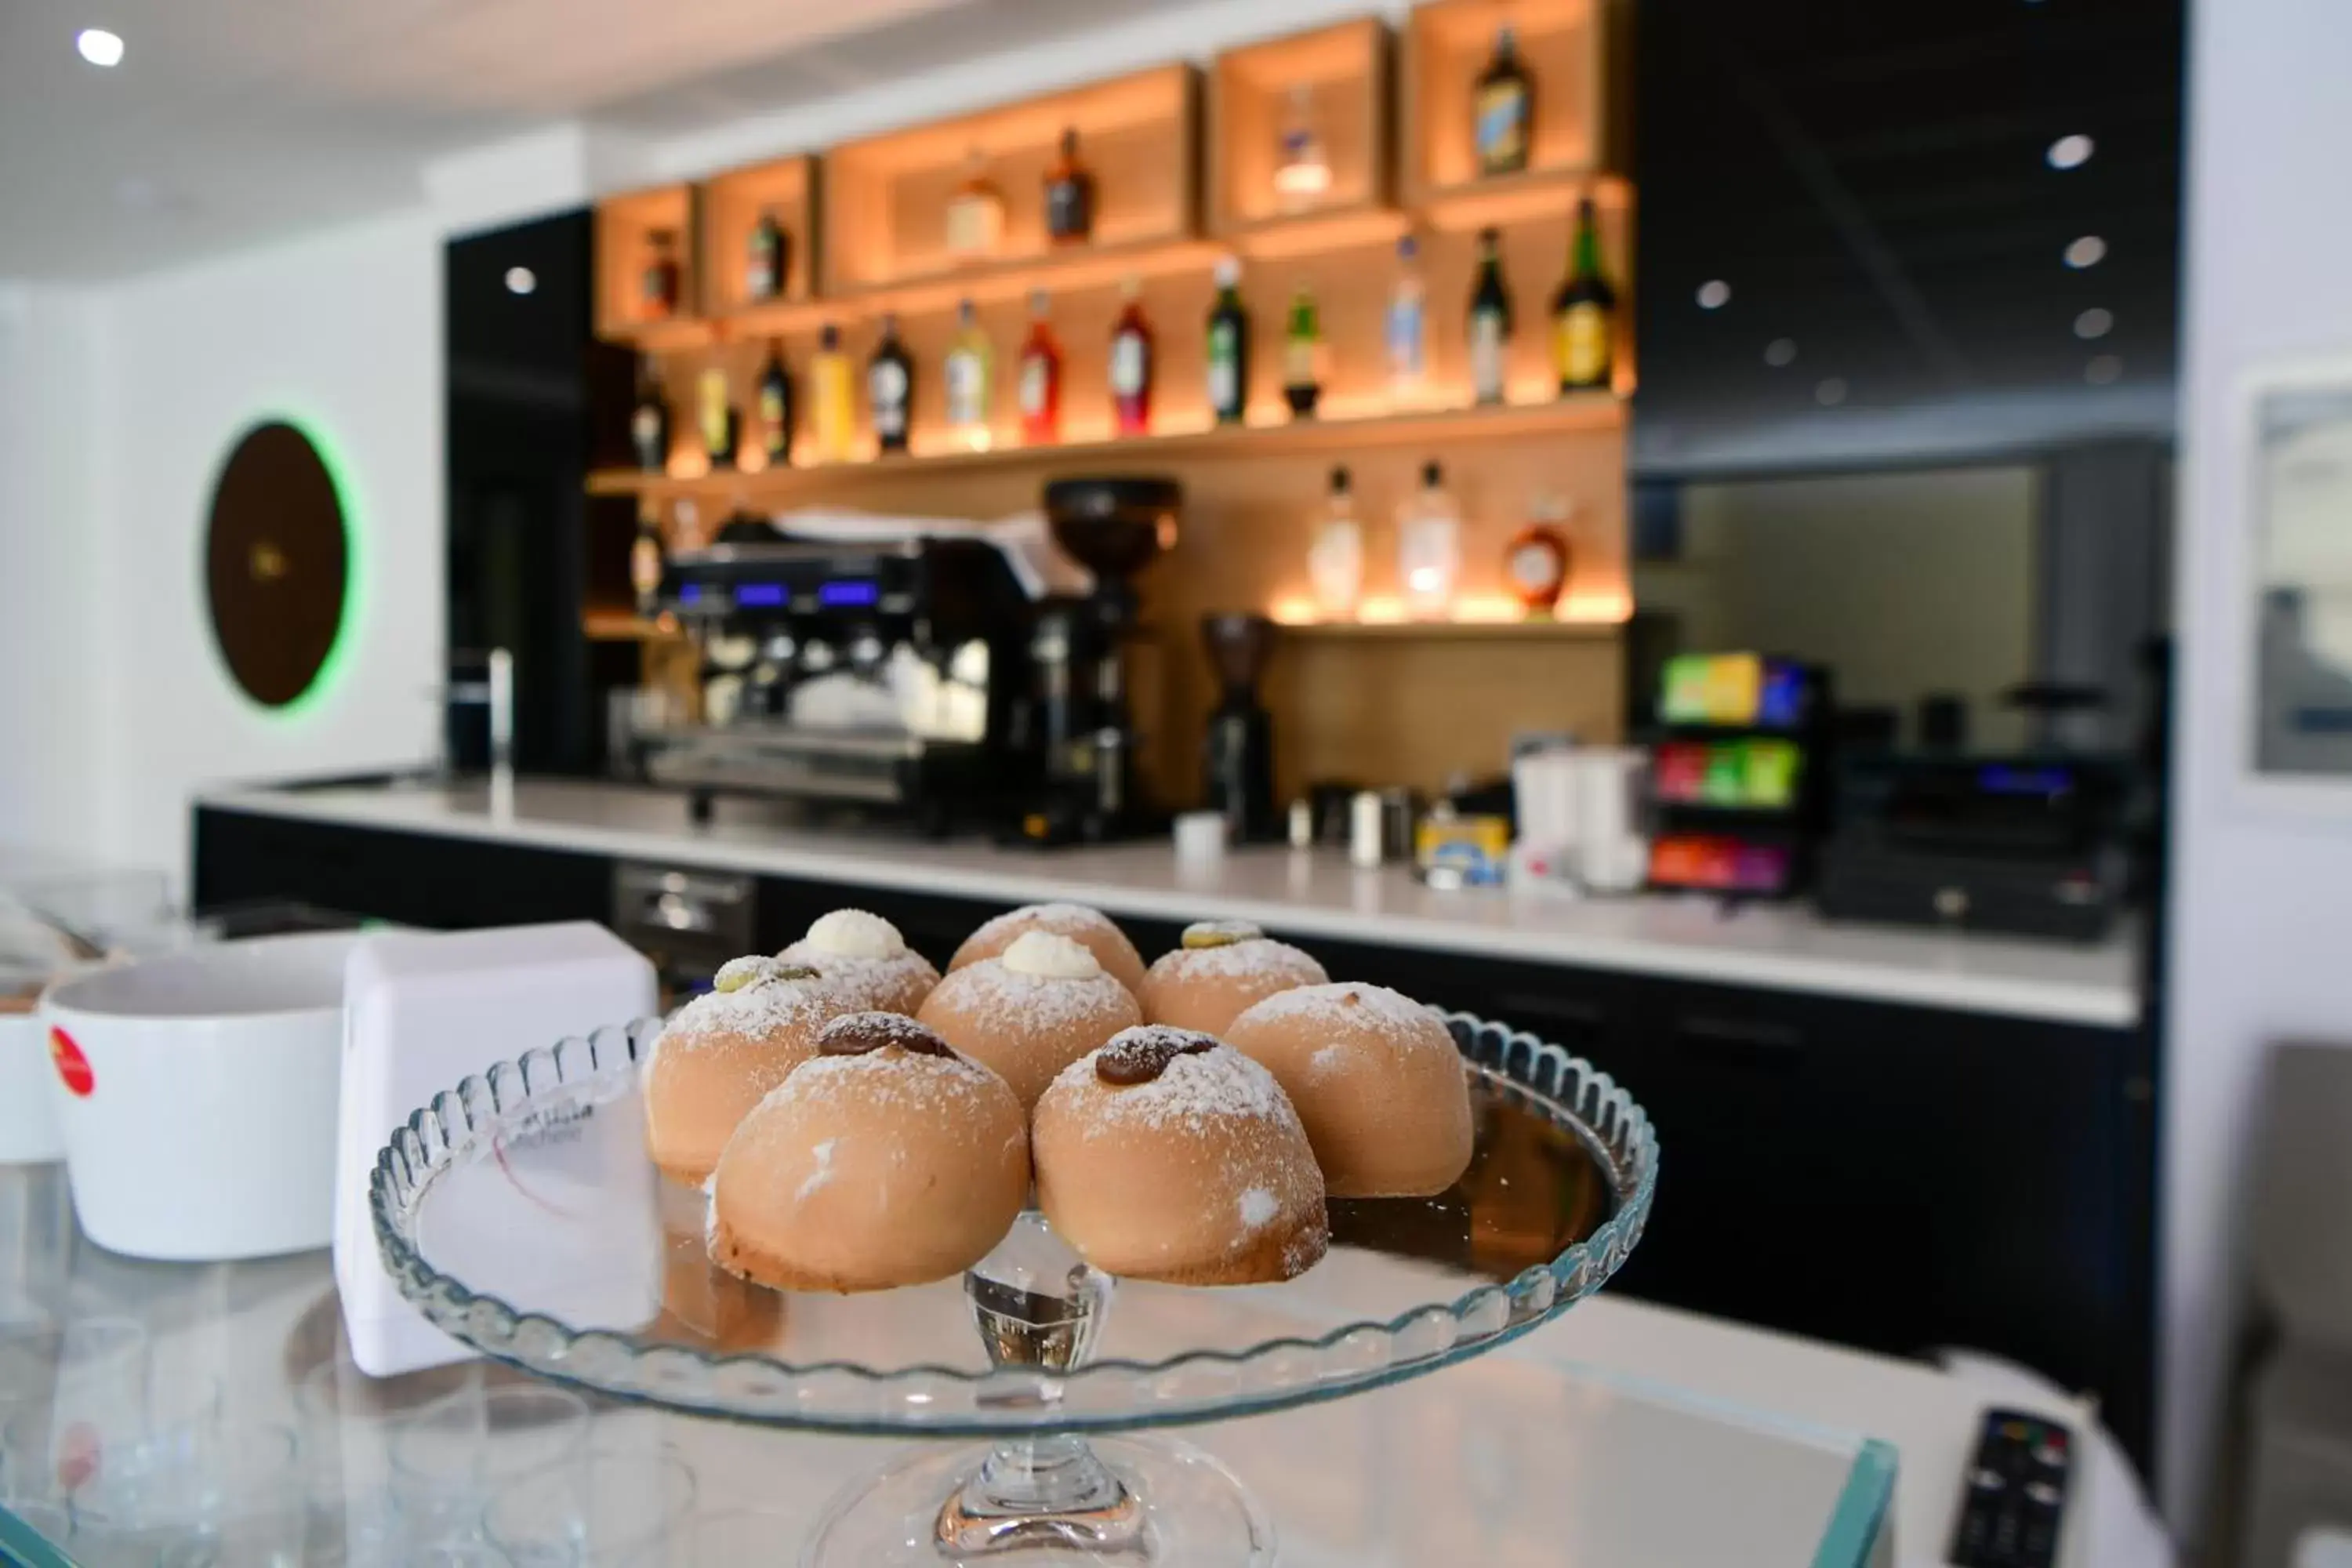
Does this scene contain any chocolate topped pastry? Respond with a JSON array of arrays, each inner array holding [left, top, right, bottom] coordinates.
[[817, 1011, 957, 1058], [1033, 1029, 1327, 1286], [1096, 1025, 1219, 1084]]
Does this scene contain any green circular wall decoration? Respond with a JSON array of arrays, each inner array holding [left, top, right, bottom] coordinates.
[[203, 420, 351, 710]]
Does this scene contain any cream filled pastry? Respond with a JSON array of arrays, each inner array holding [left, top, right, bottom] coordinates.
[[949, 902, 1148, 996], [916, 931, 1142, 1107], [778, 909, 939, 1015], [708, 1013, 1029, 1293], [1032, 1026, 1327, 1285], [1138, 920, 1328, 1036]]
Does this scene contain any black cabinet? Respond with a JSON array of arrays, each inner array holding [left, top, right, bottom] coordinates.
[[192, 807, 2154, 1466]]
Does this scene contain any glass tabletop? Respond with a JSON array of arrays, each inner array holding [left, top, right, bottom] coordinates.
[[0, 1148, 1894, 1566]]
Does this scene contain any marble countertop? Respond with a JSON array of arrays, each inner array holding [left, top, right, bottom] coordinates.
[[197, 776, 2141, 1027]]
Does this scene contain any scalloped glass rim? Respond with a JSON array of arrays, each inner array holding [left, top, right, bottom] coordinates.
[[369, 1011, 1659, 1436]]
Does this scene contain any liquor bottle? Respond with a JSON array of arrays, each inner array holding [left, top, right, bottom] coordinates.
[[696, 365, 738, 469], [1043, 127, 1095, 246], [869, 311, 914, 455], [746, 209, 788, 302], [1017, 289, 1063, 445], [944, 299, 995, 451], [945, 147, 1007, 259], [1472, 24, 1534, 178], [1273, 85, 1332, 213], [1396, 459, 1463, 620], [630, 365, 670, 472], [630, 505, 667, 618], [811, 323, 856, 462], [1508, 493, 1573, 616], [1551, 196, 1618, 392], [641, 230, 681, 321], [1467, 227, 1513, 406], [1386, 234, 1430, 403], [1307, 464, 1364, 620], [1283, 281, 1324, 418], [1206, 257, 1250, 425], [756, 339, 793, 466], [1109, 277, 1155, 437]]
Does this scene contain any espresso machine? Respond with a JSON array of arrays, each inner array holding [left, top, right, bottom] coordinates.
[[1020, 477, 1182, 845], [639, 522, 1037, 831], [1201, 612, 1278, 840]]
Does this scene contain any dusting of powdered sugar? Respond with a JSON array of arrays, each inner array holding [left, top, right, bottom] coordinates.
[[1237, 1188, 1278, 1230], [1146, 938, 1327, 989], [779, 940, 938, 1010], [748, 1043, 1004, 1121], [794, 1139, 838, 1203], [1307, 1044, 1350, 1082], [962, 902, 1119, 952], [924, 960, 1136, 1035], [656, 964, 841, 1052], [1237, 982, 1443, 1046], [1053, 1038, 1296, 1132]]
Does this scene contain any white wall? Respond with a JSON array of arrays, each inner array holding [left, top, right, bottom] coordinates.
[[91, 211, 444, 877], [0, 286, 103, 860], [2169, 0, 2352, 1544]]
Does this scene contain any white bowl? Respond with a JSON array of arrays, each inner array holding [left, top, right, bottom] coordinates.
[[0, 1008, 66, 1163], [42, 931, 359, 1261]]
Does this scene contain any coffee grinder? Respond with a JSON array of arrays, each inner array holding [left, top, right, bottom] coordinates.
[[1201, 612, 1278, 841], [1022, 476, 1182, 844]]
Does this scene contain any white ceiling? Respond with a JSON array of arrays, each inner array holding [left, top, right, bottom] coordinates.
[[0, 0, 990, 280]]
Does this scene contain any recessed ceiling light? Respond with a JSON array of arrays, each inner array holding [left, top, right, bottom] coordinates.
[[2064, 235, 2107, 269], [1696, 280, 1731, 310], [2085, 355, 2123, 385], [504, 267, 537, 296], [1815, 377, 1849, 407], [2074, 307, 2114, 339], [76, 27, 123, 67], [1764, 338, 1798, 368], [2047, 134, 2095, 170]]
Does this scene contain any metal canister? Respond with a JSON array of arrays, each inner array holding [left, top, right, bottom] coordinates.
[[1348, 790, 1386, 869], [1379, 786, 1418, 862]]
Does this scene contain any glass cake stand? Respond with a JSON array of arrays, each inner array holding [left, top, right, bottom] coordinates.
[[369, 1012, 1657, 1566]]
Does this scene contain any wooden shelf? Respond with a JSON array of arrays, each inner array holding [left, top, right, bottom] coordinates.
[[1275, 614, 1624, 640], [838, 233, 1225, 318], [1417, 164, 1624, 233], [595, 183, 700, 343], [586, 393, 1622, 501], [1223, 202, 1410, 261], [1403, 0, 1615, 205], [824, 64, 1201, 298], [1210, 19, 1393, 237], [582, 609, 680, 642]]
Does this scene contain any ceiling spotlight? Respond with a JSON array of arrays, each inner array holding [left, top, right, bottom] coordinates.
[[1764, 338, 1798, 368], [504, 267, 537, 296], [2085, 355, 2123, 386], [2074, 307, 2114, 339], [1696, 279, 1731, 310], [76, 27, 123, 67], [1815, 377, 1849, 407], [2046, 134, 2095, 170], [2064, 235, 2107, 269]]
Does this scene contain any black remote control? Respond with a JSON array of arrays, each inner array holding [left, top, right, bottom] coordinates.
[[1948, 1406, 2073, 1568]]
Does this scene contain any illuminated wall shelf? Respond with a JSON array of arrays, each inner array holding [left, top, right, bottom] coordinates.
[[1276, 615, 1624, 640], [586, 392, 1621, 502], [582, 609, 680, 642]]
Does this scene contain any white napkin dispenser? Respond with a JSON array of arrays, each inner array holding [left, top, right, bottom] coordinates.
[[336, 922, 659, 1377]]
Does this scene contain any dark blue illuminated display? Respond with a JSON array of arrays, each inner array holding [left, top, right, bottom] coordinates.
[[734, 583, 787, 609], [818, 579, 880, 608]]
